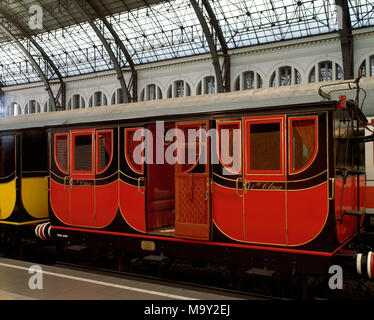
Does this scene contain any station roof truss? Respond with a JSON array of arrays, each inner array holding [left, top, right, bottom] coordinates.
[[0, 0, 373, 87]]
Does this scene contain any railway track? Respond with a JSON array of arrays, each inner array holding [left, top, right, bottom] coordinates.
[[2, 237, 374, 300], [53, 260, 290, 301]]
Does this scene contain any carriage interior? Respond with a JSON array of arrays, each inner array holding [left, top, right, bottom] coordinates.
[[146, 123, 176, 236]]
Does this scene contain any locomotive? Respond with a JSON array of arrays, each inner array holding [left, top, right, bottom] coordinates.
[[1, 77, 374, 289]]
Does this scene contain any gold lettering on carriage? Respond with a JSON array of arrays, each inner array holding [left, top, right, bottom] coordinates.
[[246, 181, 284, 191]]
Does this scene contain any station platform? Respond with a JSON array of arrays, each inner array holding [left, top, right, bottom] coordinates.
[[0, 257, 248, 300]]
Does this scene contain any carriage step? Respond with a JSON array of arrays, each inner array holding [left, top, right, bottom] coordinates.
[[143, 255, 169, 263], [246, 268, 276, 277], [64, 245, 88, 252], [343, 210, 364, 217]]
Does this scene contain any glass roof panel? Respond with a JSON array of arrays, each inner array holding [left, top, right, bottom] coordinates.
[[0, 0, 373, 86]]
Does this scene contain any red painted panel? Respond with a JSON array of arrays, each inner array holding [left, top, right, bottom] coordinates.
[[243, 115, 286, 245], [244, 190, 286, 244], [119, 181, 146, 233], [335, 177, 357, 243], [50, 180, 70, 225], [70, 186, 95, 227], [360, 175, 366, 226], [287, 182, 328, 246], [212, 183, 244, 241], [366, 186, 374, 209], [95, 181, 118, 228]]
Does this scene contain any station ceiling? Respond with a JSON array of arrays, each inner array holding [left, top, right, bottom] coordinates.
[[0, 0, 373, 86]]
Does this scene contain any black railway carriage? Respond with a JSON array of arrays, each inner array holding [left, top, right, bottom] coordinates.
[[0, 125, 49, 244], [0, 80, 373, 281]]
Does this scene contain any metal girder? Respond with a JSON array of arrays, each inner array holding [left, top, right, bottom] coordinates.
[[335, 0, 354, 80], [201, 0, 230, 92], [71, 0, 130, 104], [0, 7, 65, 110], [87, 0, 137, 102], [0, 88, 4, 118], [0, 23, 57, 112], [190, 0, 224, 93]]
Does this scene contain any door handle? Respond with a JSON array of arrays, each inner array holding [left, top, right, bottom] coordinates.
[[138, 177, 145, 194], [69, 177, 73, 189], [329, 178, 335, 200], [235, 178, 243, 198], [64, 176, 68, 190], [205, 178, 210, 201], [44, 176, 49, 191]]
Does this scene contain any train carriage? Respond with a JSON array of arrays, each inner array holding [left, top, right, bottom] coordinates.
[[1, 78, 374, 281], [0, 127, 49, 243]]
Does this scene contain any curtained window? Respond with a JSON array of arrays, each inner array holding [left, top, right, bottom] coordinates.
[[97, 131, 113, 174], [291, 118, 317, 173], [55, 134, 69, 173], [125, 128, 144, 174], [217, 121, 241, 175]]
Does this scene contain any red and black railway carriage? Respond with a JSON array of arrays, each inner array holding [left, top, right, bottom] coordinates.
[[1, 80, 372, 280], [44, 82, 369, 278]]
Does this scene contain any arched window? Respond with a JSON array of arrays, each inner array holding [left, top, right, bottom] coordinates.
[[88, 91, 108, 107], [270, 66, 301, 87], [7, 102, 21, 116], [166, 81, 191, 98], [140, 84, 163, 101], [44, 98, 63, 112], [111, 88, 126, 105], [359, 55, 374, 77], [67, 94, 85, 110], [308, 61, 343, 83], [234, 71, 263, 90], [196, 76, 216, 95], [25, 100, 41, 114]]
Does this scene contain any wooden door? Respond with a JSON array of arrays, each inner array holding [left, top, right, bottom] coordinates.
[[175, 121, 211, 240]]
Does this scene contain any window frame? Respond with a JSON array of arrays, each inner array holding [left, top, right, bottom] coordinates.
[[245, 117, 284, 176], [125, 128, 144, 175], [176, 123, 204, 174], [288, 115, 319, 175], [54, 133, 69, 175], [216, 120, 242, 175], [96, 129, 114, 175], [70, 129, 95, 178], [0, 134, 16, 179]]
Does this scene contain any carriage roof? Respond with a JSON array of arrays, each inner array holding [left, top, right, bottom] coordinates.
[[1, 79, 373, 132]]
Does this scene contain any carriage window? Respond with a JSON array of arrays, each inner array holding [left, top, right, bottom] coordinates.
[[125, 128, 144, 174], [217, 121, 241, 174], [73, 134, 93, 172], [55, 134, 68, 173], [97, 131, 113, 174], [0, 135, 15, 178], [250, 122, 281, 171], [290, 118, 317, 173], [176, 124, 207, 174]]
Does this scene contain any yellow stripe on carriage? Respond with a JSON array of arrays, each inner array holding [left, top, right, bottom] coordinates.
[[21, 177, 49, 219], [0, 179, 16, 220], [0, 219, 49, 226]]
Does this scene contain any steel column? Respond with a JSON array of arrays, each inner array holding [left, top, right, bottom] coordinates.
[[190, 0, 224, 93], [201, 0, 230, 92], [0, 8, 65, 110], [72, 0, 130, 103], [0, 88, 4, 117], [86, 0, 137, 102], [335, 0, 354, 80], [0, 23, 57, 112]]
